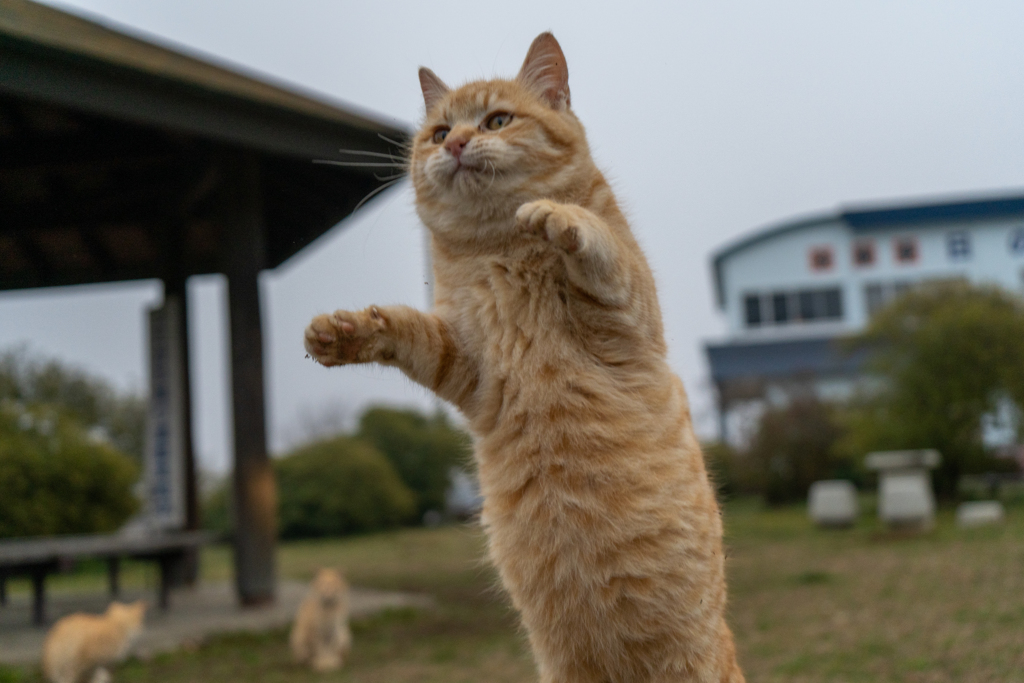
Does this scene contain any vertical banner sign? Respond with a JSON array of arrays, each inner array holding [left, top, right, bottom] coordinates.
[[144, 298, 187, 529]]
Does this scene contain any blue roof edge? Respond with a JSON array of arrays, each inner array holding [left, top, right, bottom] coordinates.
[[841, 195, 1024, 230]]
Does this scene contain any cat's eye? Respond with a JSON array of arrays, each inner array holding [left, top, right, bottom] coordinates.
[[432, 127, 449, 144], [484, 112, 512, 131]]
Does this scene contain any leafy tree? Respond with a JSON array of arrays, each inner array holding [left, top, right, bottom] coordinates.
[[0, 404, 139, 538], [741, 397, 853, 505], [841, 282, 1024, 497], [0, 347, 146, 459], [356, 407, 472, 515]]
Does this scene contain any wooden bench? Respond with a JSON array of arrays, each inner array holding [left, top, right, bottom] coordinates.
[[0, 530, 215, 626]]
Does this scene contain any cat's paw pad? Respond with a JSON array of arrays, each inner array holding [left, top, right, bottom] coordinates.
[[304, 307, 389, 366], [515, 200, 582, 254]]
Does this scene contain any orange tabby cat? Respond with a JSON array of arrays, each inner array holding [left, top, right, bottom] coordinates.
[[41, 600, 146, 683], [289, 568, 352, 671], [305, 33, 744, 682]]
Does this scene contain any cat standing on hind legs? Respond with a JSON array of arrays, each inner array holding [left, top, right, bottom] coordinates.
[[305, 32, 745, 683]]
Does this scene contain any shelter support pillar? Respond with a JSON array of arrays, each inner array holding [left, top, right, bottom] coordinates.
[[163, 273, 200, 585], [221, 152, 277, 606]]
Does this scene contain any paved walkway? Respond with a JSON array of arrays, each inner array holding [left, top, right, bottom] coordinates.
[[0, 581, 433, 665]]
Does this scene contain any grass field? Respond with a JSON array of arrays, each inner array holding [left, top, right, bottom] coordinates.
[[4, 499, 1024, 682]]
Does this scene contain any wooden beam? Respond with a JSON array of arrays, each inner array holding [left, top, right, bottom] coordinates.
[[221, 150, 277, 607]]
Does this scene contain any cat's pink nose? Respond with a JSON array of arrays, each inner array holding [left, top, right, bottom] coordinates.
[[445, 135, 469, 161]]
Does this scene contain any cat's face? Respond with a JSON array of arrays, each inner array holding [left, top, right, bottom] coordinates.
[[313, 568, 348, 607], [410, 33, 589, 233], [107, 600, 147, 629]]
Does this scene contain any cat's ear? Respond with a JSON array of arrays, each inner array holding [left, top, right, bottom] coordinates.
[[419, 68, 450, 113], [517, 32, 570, 110]]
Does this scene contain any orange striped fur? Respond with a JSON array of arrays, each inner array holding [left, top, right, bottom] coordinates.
[[41, 601, 146, 683], [305, 32, 744, 683]]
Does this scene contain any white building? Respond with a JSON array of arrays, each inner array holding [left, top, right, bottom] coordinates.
[[706, 193, 1024, 441]]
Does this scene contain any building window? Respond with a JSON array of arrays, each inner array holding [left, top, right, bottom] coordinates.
[[1010, 227, 1024, 255], [809, 246, 834, 271], [865, 280, 914, 317], [824, 289, 842, 318], [853, 241, 875, 267], [772, 293, 789, 323], [743, 287, 843, 328], [947, 231, 971, 260], [798, 291, 816, 320], [744, 294, 762, 326], [865, 283, 884, 316], [894, 237, 918, 264]]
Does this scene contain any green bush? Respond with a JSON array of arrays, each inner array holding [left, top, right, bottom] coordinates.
[[356, 407, 472, 515], [0, 404, 139, 538], [206, 437, 418, 539], [276, 436, 416, 538]]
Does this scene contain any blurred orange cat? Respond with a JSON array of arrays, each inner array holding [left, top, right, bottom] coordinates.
[[289, 568, 352, 671], [306, 33, 744, 682], [42, 600, 146, 683]]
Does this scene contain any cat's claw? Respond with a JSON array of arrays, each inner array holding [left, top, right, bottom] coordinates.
[[304, 307, 389, 366], [515, 199, 582, 254]]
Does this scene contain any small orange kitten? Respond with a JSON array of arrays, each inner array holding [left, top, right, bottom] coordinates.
[[289, 568, 352, 672], [41, 600, 146, 683], [306, 33, 744, 682]]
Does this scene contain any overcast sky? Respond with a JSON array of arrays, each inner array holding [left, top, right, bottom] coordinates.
[[3, 0, 1023, 472]]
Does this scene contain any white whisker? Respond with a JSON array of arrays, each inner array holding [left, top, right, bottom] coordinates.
[[485, 160, 497, 190], [353, 177, 404, 212], [313, 160, 408, 168], [374, 172, 407, 181], [378, 133, 411, 150], [335, 148, 407, 162]]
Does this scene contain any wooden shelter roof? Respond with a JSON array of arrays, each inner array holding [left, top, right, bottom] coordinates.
[[0, 0, 409, 290]]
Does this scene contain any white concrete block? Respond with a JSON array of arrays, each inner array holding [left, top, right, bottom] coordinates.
[[808, 480, 858, 527], [878, 471, 936, 529], [956, 501, 1005, 528]]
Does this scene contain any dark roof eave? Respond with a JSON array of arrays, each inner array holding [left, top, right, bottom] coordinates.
[[0, 34, 410, 161], [704, 335, 869, 384], [841, 195, 1024, 230]]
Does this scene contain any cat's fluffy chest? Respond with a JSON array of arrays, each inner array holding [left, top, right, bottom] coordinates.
[[445, 248, 577, 363], [437, 246, 592, 431]]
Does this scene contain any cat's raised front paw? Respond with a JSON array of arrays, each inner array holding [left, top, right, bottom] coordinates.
[[304, 307, 390, 367], [515, 199, 582, 254]]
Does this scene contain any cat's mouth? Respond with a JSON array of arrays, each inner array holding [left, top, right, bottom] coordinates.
[[452, 161, 484, 175]]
